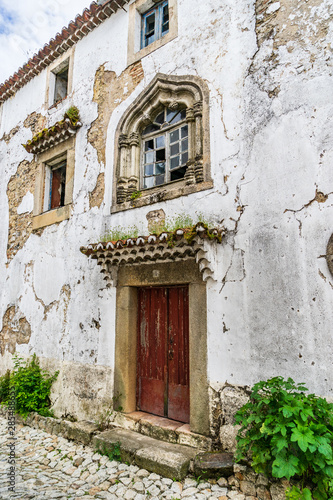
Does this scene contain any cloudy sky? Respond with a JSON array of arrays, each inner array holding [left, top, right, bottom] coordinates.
[[0, 0, 91, 84]]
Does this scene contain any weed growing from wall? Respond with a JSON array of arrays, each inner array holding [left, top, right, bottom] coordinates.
[[234, 377, 333, 500], [0, 354, 59, 418]]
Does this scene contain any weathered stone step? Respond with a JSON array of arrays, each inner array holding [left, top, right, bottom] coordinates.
[[113, 411, 212, 451], [93, 427, 198, 480]]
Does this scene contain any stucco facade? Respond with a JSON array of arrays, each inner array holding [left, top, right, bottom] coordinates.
[[0, 0, 332, 446]]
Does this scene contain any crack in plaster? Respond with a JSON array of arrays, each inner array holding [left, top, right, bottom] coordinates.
[[284, 189, 333, 214]]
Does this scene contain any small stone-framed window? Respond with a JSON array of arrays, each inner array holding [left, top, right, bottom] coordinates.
[[52, 61, 69, 105], [127, 0, 177, 66], [44, 155, 67, 211], [112, 74, 213, 212], [33, 138, 76, 230], [45, 48, 74, 108], [141, 0, 169, 49]]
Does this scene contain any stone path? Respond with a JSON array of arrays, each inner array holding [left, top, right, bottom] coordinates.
[[0, 417, 235, 500]]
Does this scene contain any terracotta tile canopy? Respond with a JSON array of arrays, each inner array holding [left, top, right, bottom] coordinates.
[[23, 116, 82, 155], [81, 223, 224, 283], [0, 0, 130, 103]]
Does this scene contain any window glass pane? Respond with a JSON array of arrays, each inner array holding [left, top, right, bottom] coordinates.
[[181, 125, 188, 138], [144, 177, 155, 189], [145, 34, 154, 47], [170, 155, 180, 170], [181, 138, 188, 152], [155, 112, 164, 124], [142, 123, 160, 135], [156, 148, 166, 162], [145, 164, 154, 176], [156, 162, 165, 174], [180, 109, 186, 120], [156, 175, 165, 186], [170, 129, 179, 143], [145, 151, 154, 163], [145, 139, 154, 151], [162, 4, 169, 34], [155, 135, 165, 148], [166, 108, 177, 123], [181, 152, 188, 164], [169, 111, 182, 125], [170, 143, 179, 156], [171, 167, 186, 181], [145, 13, 155, 35]]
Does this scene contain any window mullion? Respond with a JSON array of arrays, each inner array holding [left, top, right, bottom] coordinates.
[[166, 132, 170, 182]]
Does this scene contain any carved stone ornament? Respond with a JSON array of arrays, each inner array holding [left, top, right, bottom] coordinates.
[[326, 233, 333, 277]]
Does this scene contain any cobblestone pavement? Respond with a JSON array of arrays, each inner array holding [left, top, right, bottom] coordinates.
[[0, 417, 232, 500]]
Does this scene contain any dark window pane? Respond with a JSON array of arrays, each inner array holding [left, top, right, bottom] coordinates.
[[170, 129, 179, 143], [181, 138, 188, 152], [156, 148, 166, 161], [169, 111, 182, 125], [166, 108, 177, 123], [155, 111, 164, 124], [145, 139, 154, 151], [156, 162, 165, 174], [170, 155, 180, 169], [145, 13, 155, 35], [170, 143, 179, 156], [145, 151, 154, 163], [181, 125, 188, 138], [180, 109, 186, 120], [162, 20, 169, 34], [155, 175, 165, 186], [155, 135, 165, 148], [142, 123, 160, 135], [171, 166, 186, 181], [181, 152, 189, 165], [145, 164, 154, 176]]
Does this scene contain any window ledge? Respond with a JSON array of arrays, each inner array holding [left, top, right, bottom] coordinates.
[[111, 179, 213, 214], [32, 204, 72, 230]]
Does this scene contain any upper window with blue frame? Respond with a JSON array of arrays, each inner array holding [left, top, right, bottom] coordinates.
[[141, 0, 169, 49]]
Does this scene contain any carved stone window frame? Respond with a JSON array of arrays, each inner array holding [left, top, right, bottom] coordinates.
[[112, 73, 213, 213]]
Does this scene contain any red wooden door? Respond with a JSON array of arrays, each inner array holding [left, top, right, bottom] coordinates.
[[137, 286, 189, 423]]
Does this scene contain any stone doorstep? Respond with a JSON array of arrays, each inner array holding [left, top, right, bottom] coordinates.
[[93, 427, 198, 480], [113, 411, 212, 451]]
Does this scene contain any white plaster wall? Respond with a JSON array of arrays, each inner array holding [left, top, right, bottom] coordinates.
[[0, 0, 332, 420]]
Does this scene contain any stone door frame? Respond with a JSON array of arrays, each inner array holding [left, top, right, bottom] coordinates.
[[113, 259, 210, 436]]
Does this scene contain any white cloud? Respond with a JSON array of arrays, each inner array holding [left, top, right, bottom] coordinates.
[[0, 0, 91, 83]]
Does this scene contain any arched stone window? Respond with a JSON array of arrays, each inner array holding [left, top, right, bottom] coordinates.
[[112, 74, 212, 212]]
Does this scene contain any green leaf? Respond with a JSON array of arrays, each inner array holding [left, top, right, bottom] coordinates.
[[272, 453, 299, 479], [291, 426, 316, 452]]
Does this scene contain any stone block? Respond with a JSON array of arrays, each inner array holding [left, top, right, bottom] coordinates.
[[135, 447, 190, 480], [220, 424, 240, 453], [193, 452, 234, 479], [66, 420, 100, 445], [220, 386, 249, 425]]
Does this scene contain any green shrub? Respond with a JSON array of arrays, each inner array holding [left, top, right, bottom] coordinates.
[[1, 354, 59, 418], [0, 370, 11, 403], [234, 377, 333, 500]]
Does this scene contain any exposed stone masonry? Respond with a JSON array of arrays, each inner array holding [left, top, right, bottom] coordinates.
[[0, 306, 31, 355], [6, 159, 39, 263]]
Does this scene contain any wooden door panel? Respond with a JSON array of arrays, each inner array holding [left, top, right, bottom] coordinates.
[[137, 287, 167, 418], [137, 286, 189, 423], [168, 384, 190, 422], [168, 287, 189, 422]]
